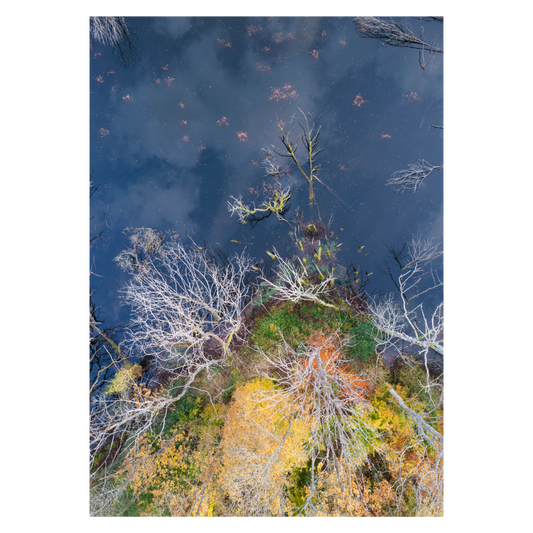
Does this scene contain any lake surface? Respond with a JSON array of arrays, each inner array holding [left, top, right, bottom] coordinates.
[[90, 16, 443, 329]]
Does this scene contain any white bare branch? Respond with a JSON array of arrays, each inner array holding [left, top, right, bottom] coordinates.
[[254, 330, 382, 513], [91, 231, 255, 473], [91, 17, 131, 46], [228, 181, 291, 226], [90, 472, 131, 516], [353, 17, 443, 54], [388, 387, 443, 516], [386, 159, 443, 193], [369, 237, 443, 394], [89, 367, 205, 475], [259, 248, 338, 310], [261, 148, 283, 177], [119, 236, 253, 368]]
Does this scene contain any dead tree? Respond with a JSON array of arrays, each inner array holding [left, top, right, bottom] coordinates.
[[90, 228, 255, 476], [369, 236, 443, 390], [271, 109, 324, 204], [90, 16, 139, 67], [353, 17, 442, 53], [386, 160, 443, 194]]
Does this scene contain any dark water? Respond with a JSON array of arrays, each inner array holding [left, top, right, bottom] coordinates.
[[90, 16, 443, 333]]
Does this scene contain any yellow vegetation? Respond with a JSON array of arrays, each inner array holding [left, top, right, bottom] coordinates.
[[217, 377, 311, 516]]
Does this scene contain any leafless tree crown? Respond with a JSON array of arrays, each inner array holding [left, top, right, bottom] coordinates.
[[90, 229, 255, 477], [370, 236, 443, 390], [353, 17, 442, 54], [386, 160, 443, 194]]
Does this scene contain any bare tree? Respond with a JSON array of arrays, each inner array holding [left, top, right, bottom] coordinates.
[[90, 229, 255, 476], [90, 470, 132, 516], [353, 16, 442, 53], [369, 237, 443, 389], [89, 329, 175, 482], [228, 179, 292, 227], [90, 16, 139, 67], [116, 230, 254, 368], [270, 109, 324, 204], [259, 248, 338, 310], [91, 16, 130, 46], [255, 329, 381, 516], [369, 237, 443, 515], [249, 329, 442, 516], [90, 383, 170, 478], [388, 387, 443, 516], [261, 147, 285, 178], [386, 160, 443, 194]]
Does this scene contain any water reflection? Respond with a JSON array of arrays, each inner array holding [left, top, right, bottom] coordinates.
[[90, 14, 443, 370]]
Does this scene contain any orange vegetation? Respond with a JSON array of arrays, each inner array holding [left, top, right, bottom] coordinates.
[[353, 94, 367, 107], [269, 84, 298, 101], [305, 330, 371, 403]]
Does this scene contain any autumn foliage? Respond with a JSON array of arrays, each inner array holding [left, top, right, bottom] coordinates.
[[315, 464, 395, 516], [217, 378, 310, 516], [104, 361, 142, 397], [92, 325, 442, 517], [304, 329, 371, 403], [116, 401, 225, 516]]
